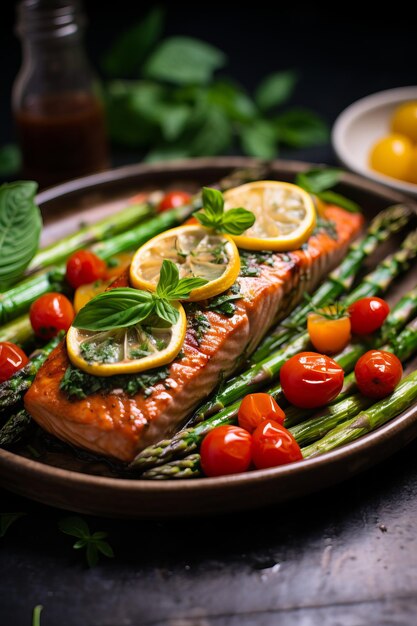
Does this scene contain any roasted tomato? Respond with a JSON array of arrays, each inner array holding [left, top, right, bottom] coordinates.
[[280, 352, 344, 408], [157, 190, 192, 213], [200, 425, 252, 477], [307, 306, 351, 354], [251, 419, 302, 469], [354, 350, 402, 399], [66, 250, 107, 289], [0, 342, 29, 383], [238, 393, 285, 433], [348, 297, 390, 335], [30, 293, 75, 339]]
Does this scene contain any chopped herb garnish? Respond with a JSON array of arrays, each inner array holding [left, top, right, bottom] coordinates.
[[207, 282, 242, 317], [239, 249, 275, 277], [313, 217, 338, 240], [60, 364, 171, 400], [185, 304, 211, 344], [80, 338, 119, 363]]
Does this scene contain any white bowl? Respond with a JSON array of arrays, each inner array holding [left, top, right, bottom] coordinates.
[[332, 86, 417, 198]]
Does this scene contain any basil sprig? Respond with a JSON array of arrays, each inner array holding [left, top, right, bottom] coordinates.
[[296, 168, 361, 214], [73, 260, 207, 332], [193, 187, 255, 235], [0, 181, 41, 290]]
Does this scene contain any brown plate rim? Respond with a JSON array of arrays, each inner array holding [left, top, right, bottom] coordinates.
[[1, 156, 417, 518]]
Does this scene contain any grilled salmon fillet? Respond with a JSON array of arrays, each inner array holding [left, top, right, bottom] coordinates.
[[25, 206, 363, 461]]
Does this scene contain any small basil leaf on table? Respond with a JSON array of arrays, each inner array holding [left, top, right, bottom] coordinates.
[[255, 70, 298, 112]]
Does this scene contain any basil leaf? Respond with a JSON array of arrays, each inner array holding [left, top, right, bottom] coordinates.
[[202, 187, 224, 218], [255, 70, 298, 112], [0, 144, 21, 177], [240, 119, 277, 159], [194, 211, 220, 229], [0, 181, 41, 290], [156, 259, 179, 298], [168, 276, 208, 299], [96, 541, 115, 558], [296, 168, 342, 193], [154, 299, 179, 325], [102, 7, 164, 78], [207, 81, 256, 123], [220, 208, 256, 235], [58, 516, 90, 539], [145, 36, 226, 85], [317, 190, 361, 213], [274, 109, 328, 147], [73, 288, 154, 331]]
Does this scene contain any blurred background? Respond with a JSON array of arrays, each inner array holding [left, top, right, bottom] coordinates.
[[1, 1, 416, 180]]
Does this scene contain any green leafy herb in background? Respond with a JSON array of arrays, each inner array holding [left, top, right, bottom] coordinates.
[[0, 144, 21, 177], [0, 181, 41, 290], [103, 7, 328, 161], [296, 168, 361, 213], [59, 516, 114, 568]]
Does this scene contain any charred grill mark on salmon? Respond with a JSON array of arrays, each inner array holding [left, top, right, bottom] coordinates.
[[24, 207, 363, 461]]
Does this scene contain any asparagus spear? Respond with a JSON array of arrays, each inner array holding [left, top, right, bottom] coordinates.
[[301, 369, 417, 458], [252, 204, 411, 362], [26, 199, 154, 276], [131, 252, 417, 472], [0, 409, 32, 447], [0, 333, 63, 410], [141, 454, 201, 479], [0, 315, 33, 346], [0, 164, 270, 325]]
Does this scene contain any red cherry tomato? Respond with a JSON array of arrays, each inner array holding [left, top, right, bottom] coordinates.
[[280, 351, 344, 408], [200, 425, 252, 477], [66, 250, 107, 289], [158, 190, 192, 213], [30, 293, 75, 339], [348, 297, 390, 335], [0, 342, 29, 383], [238, 393, 285, 433], [251, 419, 303, 469], [354, 350, 402, 399]]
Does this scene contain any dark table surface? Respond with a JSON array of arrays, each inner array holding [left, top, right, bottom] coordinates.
[[1, 3, 417, 625]]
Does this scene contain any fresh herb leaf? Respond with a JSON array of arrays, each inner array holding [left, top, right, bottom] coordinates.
[[220, 208, 256, 235], [32, 605, 43, 626], [296, 168, 362, 213], [207, 81, 256, 123], [0, 181, 41, 290], [274, 109, 328, 147], [0, 144, 21, 177], [240, 119, 278, 159], [255, 70, 298, 112], [156, 258, 180, 297], [296, 168, 342, 193], [0, 512, 26, 538], [59, 516, 114, 568], [102, 7, 164, 78], [73, 288, 154, 331], [316, 190, 361, 213], [154, 298, 179, 325], [145, 36, 226, 85], [194, 187, 255, 235]]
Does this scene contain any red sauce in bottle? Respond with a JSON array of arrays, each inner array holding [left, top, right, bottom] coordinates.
[[15, 91, 109, 188]]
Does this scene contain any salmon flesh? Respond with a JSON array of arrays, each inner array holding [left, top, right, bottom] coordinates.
[[25, 206, 363, 461]]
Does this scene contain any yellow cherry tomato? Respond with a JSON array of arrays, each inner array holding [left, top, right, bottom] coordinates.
[[307, 307, 351, 354], [369, 134, 413, 181], [391, 101, 417, 143]]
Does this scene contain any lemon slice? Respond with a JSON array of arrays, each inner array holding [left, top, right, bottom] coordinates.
[[223, 180, 316, 251], [130, 224, 240, 301], [66, 302, 186, 376]]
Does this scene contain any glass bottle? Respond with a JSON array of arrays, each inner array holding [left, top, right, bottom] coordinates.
[[12, 0, 110, 189]]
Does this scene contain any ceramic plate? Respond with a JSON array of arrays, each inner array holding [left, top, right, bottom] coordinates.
[[1, 157, 416, 518], [332, 86, 417, 198]]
